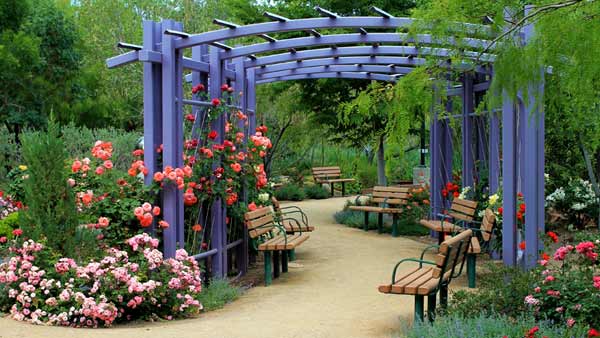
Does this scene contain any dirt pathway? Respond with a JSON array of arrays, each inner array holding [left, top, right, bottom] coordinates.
[[0, 196, 467, 338]]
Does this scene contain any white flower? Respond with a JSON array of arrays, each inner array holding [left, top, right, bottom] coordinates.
[[488, 194, 499, 206], [458, 186, 471, 199], [258, 192, 270, 202], [572, 202, 586, 211]]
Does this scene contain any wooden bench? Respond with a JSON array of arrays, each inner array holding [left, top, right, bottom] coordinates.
[[271, 197, 315, 233], [378, 229, 472, 322], [245, 206, 310, 286], [419, 198, 478, 245], [312, 166, 355, 197], [348, 186, 411, 237]]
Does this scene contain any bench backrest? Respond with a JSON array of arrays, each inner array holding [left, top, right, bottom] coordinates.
[[370, 186, 412, 206], [435, 229, 472, 283], [244, 206, 276, 238], [480, 208, 496, 242], [312, 166, 342, 182], [448, 198, 478, 222]]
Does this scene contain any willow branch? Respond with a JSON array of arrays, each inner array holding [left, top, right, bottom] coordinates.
[[478, 0, 585, 59]]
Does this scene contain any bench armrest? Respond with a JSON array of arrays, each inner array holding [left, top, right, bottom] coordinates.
[[391, 258, 436, 285], [278, 206, 309, 225], [419, 244, 440, 261], [354, 194, 372, 206], [276, 217, 304, 235]]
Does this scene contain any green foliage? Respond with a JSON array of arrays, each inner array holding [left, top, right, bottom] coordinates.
[[447, 263, 536, 318], [0, 126, 21, 189], [0, 0, 29, 32], [0, 212, 19, 238], [355, 163, 378, 188], [60, 123, 140, 170], [303, 184, 329, 199], [197, 279, 242, 312], [405, 313, 589, 338], [20, 121, 96, 259], [274, 183, 306, 201]]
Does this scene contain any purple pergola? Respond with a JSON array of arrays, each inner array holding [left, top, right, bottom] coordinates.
[[107, 6, 545, 278]]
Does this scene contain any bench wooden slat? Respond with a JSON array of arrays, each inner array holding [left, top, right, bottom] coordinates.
[[373, 186, 412, 193], [249, 227, 272, 239], [390, 267, 433, 293], [452, 198, 478, 209], [450, 203, 477, 216], [349, 206, 385, 213], [371, 191, 410, 199], [481, 209, 495, 242], [245, 206, 273, 220], [448, 211, 473, 222], [312, 166, 341, 171], [439, 230, 472, 255], [246, 214, 274, 229], [404, 272, 436, 294], [371, 197, 408, 205]]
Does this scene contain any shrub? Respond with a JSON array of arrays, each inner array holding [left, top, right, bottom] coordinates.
[[198, 279, 241, 311], [0, 212, 19, 238], [447, 263, 536, 319], [274, 183, 306, 201], [20, 121, 96, 259], [524, 239, 600, 330], [404, 314, 588, 338], [355, 163, 378, 188], [0, 126, 20, 189], [0, 234, 203, 327], [303, 184, 329, 199], [334, 209, 379, 229]]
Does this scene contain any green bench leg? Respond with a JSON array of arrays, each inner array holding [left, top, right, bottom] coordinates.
[[264, 251, 272, 286], [427, 294, 437, 322], [288, 248, 296, 261], [273, 251, 280, 279], [438, 232, 444, 245], [377, 213, 383, 234], [467, 254, 476, 288], [439, 285, 448, 309], [364, 212, 369, 231], [282, 250, 289, 273], [342, 182, 346, 196], [414, 295, 424, 323], [331, 183, 335, 197], [392, 214, 399, 237]]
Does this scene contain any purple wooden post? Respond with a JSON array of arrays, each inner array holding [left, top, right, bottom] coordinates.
[[502, 91, 517, 266], [430, 86, 442, 217], [191, 44, 209, 136], [522, 4, 545, 269], [209, 46, 227, 278], [142, 21, 163, 235], [234, 57, 246, 130], [174, 21, 185, 249], [161, 19, 180, 258], [489, 109, 500, 193], [443, 94, 454, 187], [462, 73, 474, 189], [247, 68, 256, 137]]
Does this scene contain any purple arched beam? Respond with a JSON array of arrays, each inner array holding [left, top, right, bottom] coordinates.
[[220, 33, 491, 60], [256, 72, 398, 84], [254, 56, 427, 75], [174, 17, 493, 50], [256, 65, 414, 80], [244, 46, 495, 69]]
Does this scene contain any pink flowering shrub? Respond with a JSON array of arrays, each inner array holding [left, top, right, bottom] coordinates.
[[524, 238, 600, 330], [0, 233, 202, 327]]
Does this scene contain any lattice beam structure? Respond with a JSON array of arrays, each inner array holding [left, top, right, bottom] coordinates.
[[106, 7, 545, 278]]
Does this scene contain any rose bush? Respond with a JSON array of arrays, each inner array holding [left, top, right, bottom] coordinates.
[[0, 233, 202, 327], [524, 234, 600, 332]]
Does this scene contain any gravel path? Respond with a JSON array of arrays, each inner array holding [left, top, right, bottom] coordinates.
[[0, 196, 467, 338]]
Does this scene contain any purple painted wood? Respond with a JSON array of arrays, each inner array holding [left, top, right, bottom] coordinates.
[[443, 96, 454, 206], [255, 56, 425, 75], [256, 72, 396, 84], [257, 65, 413, 79], [106, 51, 139, 68], [502, 91, 517, 266], [173, 17, 492, 49], [245, 46, 495, 69], [522, 5, 545, 269], [247, 68, 256, 137], [462, 73, 474, 189], [160, 19, 178, 258], [221, 33, 491, 60], [234, 57, 246, 131], [174, 21, 185, 249], [209, 46, 227, 278], [430, 86, 442, 217], [489, 110, 500, 193]]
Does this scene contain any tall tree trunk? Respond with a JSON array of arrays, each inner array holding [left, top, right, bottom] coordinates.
[[377, 134, 387, 186]]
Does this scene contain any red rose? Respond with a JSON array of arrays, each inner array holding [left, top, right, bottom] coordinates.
[[12, 229, 23, 236], [208, 130, 218, 140], [588, 328, 600, 337], [519, 241, 526, 250], [518, 192, 523, 198], [211, 98, 221, 106], [498, 207, 503, 215], [547, 231, 559, 243], [517, 211, 523, 221], [191, 84, 205, 94], [441, 189, 448, 197], [220, 84, 229, 91], [185, 114, 196, 122], [453, 191, 459, 198], [520, 203, 526, 212]]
